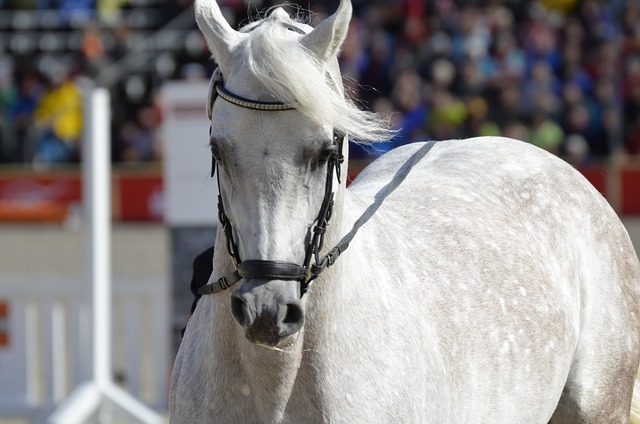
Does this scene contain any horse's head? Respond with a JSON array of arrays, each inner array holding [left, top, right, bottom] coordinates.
[[195, 0, 389, 349]]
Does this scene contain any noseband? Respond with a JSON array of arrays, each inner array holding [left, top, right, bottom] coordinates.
[[198, 68, 436, 298], [199, 68, 344, 297]]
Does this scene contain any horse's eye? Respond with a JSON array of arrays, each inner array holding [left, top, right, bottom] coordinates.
[[210, 143, 222, 161], [319, 145, 337, 163]]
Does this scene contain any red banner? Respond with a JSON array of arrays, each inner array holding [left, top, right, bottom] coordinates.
[[0, 172, 81, 222], [115, 175, 163, 222], [621, 168, 640, 215], [0, 169, 164, 222], [0, 301, 8, 348], [577, 165, 606, 196]]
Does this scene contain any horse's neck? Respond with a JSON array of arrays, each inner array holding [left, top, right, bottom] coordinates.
[[200, 288, 303, 420], [206, 232, 307, 419], [235, 335, 306, 420]]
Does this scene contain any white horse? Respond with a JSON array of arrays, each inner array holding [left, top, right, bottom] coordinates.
[[170, 1, 640, 422]]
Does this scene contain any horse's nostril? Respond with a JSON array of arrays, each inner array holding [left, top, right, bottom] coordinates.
[[283, 302, 304, 326], [230, 294, 250, 327]]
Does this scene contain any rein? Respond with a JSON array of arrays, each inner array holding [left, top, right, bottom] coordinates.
[[198, 69, 435, 297]]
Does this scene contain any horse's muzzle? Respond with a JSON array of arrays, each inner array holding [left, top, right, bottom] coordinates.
[[230, 280, 304, 348]]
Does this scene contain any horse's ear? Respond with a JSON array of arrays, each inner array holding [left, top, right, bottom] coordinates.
[[300, 0, 352, 61], [194, 0, 244, 64]]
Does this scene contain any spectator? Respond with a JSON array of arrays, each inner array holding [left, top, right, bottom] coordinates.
[[503, 121, 531, 143], [31, 64, 82, 165], [9, 71, 42, 162], [490, 82, 528, 128], [429, 87, 468, 141], [563, 103, 604, 156], [81, 23, 108, 77], [0, 62, 18, 162], [390, 69, 429, 147], [530, 111, 564, 155], [113, 103, 161, 162]]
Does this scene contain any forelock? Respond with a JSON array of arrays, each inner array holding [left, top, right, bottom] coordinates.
[[233, 9, 394, 144]]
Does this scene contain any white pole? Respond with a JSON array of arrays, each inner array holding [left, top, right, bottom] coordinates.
[[48, 83, 162, 424], [85, 87, 112, 388]]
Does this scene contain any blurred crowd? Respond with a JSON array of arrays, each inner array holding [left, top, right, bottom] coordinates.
[[0, 0, 639, 167], [332, 0, 635, 164], [0, 0, 193, 165]]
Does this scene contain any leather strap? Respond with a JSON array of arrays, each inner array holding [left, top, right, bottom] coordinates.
[[238, 260, 307, 281], [207, 67, 294, 119], [197, 270, 242, 295], [215, 84, 295, 111]]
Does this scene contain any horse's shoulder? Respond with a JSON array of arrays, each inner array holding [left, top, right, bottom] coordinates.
[[349, 137, 558, 197], [349, 142, 430, 188]]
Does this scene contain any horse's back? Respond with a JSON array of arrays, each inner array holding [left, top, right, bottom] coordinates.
[[351, 137, 637, 283], [349, 136, 640, 422]]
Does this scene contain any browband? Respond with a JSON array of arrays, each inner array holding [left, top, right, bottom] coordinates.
[[206, 68, 295, 119]]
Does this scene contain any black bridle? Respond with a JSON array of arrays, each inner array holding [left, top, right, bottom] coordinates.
[[198, 68, 345, 297], [198, 68, 437, 298]]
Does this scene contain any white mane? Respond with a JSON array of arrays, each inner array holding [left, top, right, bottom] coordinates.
[[233, 12, 395, 143]]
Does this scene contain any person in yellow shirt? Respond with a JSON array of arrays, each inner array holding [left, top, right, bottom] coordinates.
[[32, 68, 82, 164]]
